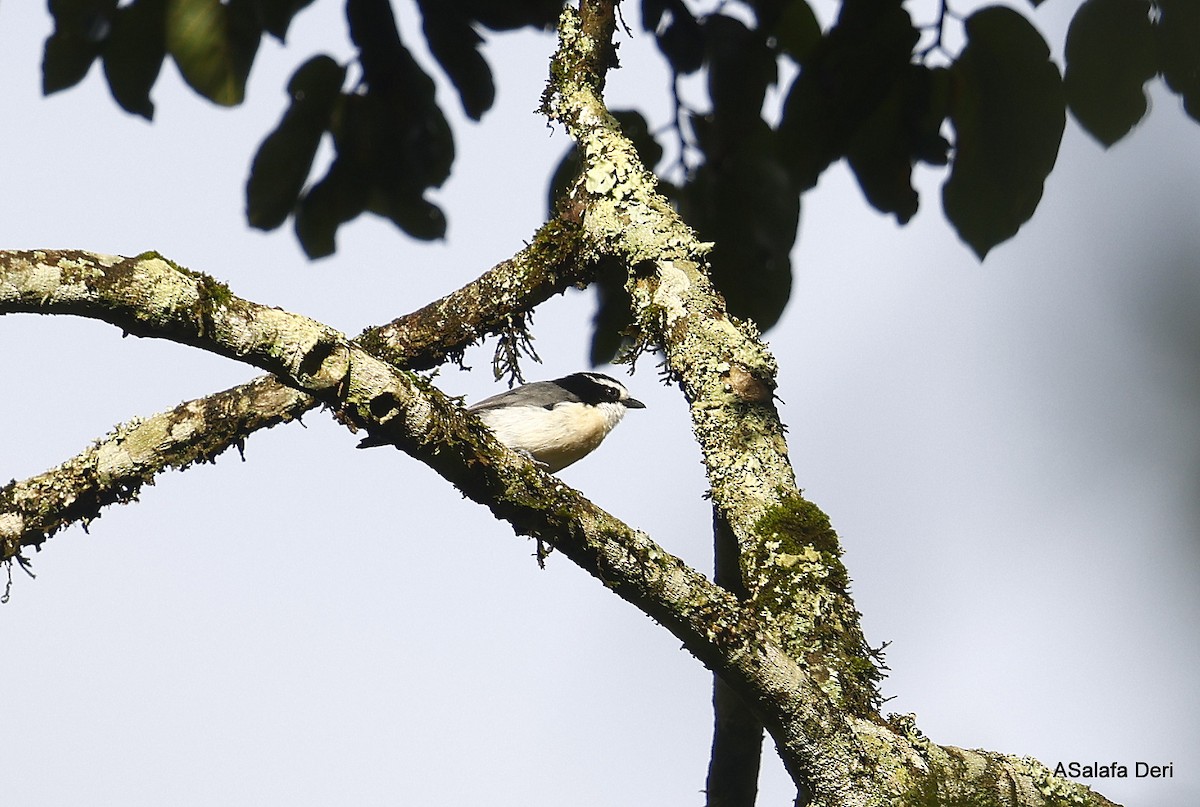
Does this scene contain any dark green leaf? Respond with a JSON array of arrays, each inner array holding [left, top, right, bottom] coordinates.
[[641, 0, 667, 32], [846, 65, 950, 223], [353, 90, 455, 193], [345, 0, 447, 164], [944, 6, 1065, 259], [757, 0, 821, 63], [460, 0, 563, 31], [778, 0, 918, 191], [166, 0, 261, 106], [102, 0, 167, 119], [654, 3, 705, 75], [295, 157, 368, 258], [912, 66, 953, 166], [704, 14, 777, 126], [1155, 0, 1200, 123], [588, 259, 635, 366], [846, 67, 915, 223], [1064, 0, 1156, 146], [777, 69, 837, 190], [681, 9, 803, 331], [335, 0, 456, 252], [846, 103, 918, 221], [368, 190, 447, 241], [43, 0, 119, 95], [684, 119, 797, 332], [347, 0, 415, 90], [415, 0, 496, 120], [246, 55, 346, 231], [43, 34, 102, 95], [251, 0, 317, 41]]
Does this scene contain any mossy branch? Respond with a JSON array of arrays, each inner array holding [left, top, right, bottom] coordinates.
[[0, 207, 1120, 807], [353, 216, 593, 371], [545, 2, 875, 682], [543, 0, 882, 758], [0, 217, 594, 558], [534, 4, 1121, 806], [0, 5, 1126, 804], [0, 377, 313, 560], [0, 246, 841, 801]]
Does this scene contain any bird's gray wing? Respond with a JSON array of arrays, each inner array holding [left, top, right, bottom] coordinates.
[[468, 380, 582, 412]]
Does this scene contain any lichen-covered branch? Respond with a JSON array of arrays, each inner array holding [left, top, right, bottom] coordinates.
[[354, 216, 594, 371], [0, 250, 353, 391], [0, 245, 835, 799], [0, 6, 1124, 804], [546, 0, 880, 725], [0, 377, 313, 560], [0, 249, 826, 803], [0, 245, 1117, 807], [534, 4, 1120, 806], [544, 1, 878, 707], [0, 220, 594, 558]]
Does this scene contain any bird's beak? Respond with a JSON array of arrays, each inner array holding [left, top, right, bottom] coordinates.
[[625, 397, 646, 409]]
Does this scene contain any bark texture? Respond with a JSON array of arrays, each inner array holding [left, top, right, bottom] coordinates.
[[0, 3, 1123, 806]]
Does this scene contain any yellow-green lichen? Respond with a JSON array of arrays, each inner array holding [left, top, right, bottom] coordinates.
[[136, 251, 234, 309], [747, 492, 884, 714], [753, 492, 844, 572], [1023, 757, 1095, 806]]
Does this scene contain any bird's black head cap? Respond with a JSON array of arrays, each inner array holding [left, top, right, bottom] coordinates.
[[554, 372, 630, 405]]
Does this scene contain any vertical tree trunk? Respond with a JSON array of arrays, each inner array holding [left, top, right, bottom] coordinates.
[[706, 512, 765, 807]]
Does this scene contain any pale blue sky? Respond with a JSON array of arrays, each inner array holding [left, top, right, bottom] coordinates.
[[2, 2, 1197, 806]]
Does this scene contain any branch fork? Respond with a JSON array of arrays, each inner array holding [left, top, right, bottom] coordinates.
[[0, 3, 1118, 805]]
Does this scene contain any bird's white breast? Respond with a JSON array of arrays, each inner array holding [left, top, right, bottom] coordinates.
[[477, 401, 627, 472]]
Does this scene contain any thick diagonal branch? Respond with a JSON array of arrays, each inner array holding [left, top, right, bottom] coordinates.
[[0, 249, 826, 743], [355, 217, 592, 370], [0, 220, 592, 558], [547, 0, 877, 706], [536, 4, 1119, 806], [0, 246, 1114, 807], [1, 377, 312, 557], [544, 0, 873, 783]]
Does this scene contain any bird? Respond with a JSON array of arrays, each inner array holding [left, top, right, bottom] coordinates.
[[358, 372, 645, 473], [463, 372, 645, 472]]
